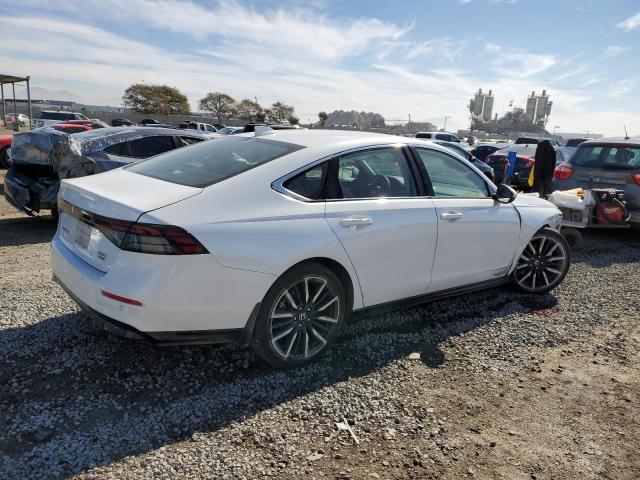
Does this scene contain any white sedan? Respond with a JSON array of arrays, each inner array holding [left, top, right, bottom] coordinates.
[[51, 130, 570, 368]]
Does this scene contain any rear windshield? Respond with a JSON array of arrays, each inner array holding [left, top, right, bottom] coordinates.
[[571, 145, 640, 169], [565, 138, 588, 148], [515, 137, 539, 144], [126, 136, 304, 187], [37, 111, 77, 120]]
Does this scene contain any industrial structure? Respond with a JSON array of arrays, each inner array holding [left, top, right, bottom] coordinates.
[[468, 88, 494, 126], [524, 90, 553, 127]]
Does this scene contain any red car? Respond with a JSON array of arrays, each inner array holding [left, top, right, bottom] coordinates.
[[0, 134, 12, 168], [52, 124, 94, 134]]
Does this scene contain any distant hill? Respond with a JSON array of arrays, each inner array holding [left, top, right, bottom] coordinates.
[[322, 110, 386, 128]]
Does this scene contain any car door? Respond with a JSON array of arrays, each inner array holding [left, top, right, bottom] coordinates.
[[324, 146, 438, 307], [412, 146, 521, 292]]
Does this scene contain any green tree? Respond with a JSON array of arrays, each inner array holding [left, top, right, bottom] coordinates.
[[199, 92, 237, 123], [267, 101, 295, 123], [236, 98, 263, 122], [122, 84, 190, 114], [288, 115, 300, 125], [318, 111, 328, 125]]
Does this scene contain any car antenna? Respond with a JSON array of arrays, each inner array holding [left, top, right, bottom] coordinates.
[[624, 125, 630, 140]]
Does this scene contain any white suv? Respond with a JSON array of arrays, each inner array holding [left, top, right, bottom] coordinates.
[[416, 131, 460, 143], [32, 111, 89, 128]]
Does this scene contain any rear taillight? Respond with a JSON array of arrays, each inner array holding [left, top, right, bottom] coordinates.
[[98, 219, 208, 255], [521, 156, 534, 167], [554, 163, 574, 180], [632, 173, 640, 186], [59, 200, 207, 255]]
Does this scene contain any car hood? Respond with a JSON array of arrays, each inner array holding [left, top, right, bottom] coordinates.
[[512, 193, 556, 208], [59, 168, 203, 221]]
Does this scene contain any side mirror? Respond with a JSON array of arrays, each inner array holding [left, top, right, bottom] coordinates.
[[494, 183, 517, 204]]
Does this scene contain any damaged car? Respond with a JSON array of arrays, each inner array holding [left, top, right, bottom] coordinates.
[[3, 127, 208, 216]]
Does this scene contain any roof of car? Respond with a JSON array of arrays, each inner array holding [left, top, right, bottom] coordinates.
[[581, 136, 640, 146], [247, 128, 423, 149]]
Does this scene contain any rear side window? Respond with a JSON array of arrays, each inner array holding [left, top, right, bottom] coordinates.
[[128, 136, 176, 158], [416, 148, 489, 198], [415, 133, 431, 139], [180, 136, 205, 146], [283, 162, 328, 200], [331, 147, 417, 199], [572, 145, 640, 169], [103, 142, 127, 156], [127, 136, 304, 187]]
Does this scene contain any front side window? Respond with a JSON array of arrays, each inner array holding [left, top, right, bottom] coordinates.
[[330, 147, 416, 199], [206, 125, 216, 132], [127, 136, 304, 187], [180, 136, 205, 146], [128, 136, 176, 158], [416, 148, 489, 198], [436, 134, 450, 141]]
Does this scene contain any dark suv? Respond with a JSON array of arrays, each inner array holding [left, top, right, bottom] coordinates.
[[552, 137, 640, 227]]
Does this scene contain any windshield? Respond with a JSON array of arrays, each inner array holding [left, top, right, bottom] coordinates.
[[126, 136, 305, 187], [571, 145, 640, 169]]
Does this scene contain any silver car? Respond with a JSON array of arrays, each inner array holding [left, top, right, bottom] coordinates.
[[552, 136, 640, 226]]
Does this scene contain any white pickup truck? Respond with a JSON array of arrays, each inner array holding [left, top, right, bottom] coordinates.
[[32, 110, 89, 128], [178, 121, 221, 137]]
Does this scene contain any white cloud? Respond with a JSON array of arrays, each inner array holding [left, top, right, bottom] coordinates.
[[605, 45, 628, 56], [491, 52, 556, 77], [617, 11, 640, 31]]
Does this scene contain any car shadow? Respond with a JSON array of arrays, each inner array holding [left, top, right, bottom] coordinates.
[[0, 216, 56, 247], [569, 229, 640, 267], [0, 283, 556, 478]]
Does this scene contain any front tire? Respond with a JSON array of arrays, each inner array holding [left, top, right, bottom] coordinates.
[[252, 262, 347, 369], [512, 228, 570, 294]]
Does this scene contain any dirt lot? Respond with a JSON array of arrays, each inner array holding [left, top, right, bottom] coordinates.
[[0, 168, 639, 479]]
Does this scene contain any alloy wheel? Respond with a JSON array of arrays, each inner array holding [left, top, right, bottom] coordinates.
[[514, 233, 568, 292], [269, 275, 340, 361]]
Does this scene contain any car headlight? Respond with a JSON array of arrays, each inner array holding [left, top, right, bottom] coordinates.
[[549, 213, 562, 231]]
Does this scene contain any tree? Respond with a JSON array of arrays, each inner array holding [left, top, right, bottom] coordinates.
[[318, 111, 328, 126], [236, 98, 263, 122], [267, 101, 295, 123], [122, 84, 190, 114], [288, 115, 299, 125], [199, 92, 237, 123]]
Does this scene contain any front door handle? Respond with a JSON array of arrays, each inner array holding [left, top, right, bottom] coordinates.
[[340, 217, 374, 228], [440, 211, 464, 221]]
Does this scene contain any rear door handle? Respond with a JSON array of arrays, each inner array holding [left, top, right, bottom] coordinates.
[[340, 217, 374, 228], [440, 211, 464, 221]]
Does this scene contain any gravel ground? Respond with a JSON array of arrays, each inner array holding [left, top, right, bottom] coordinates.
[[1, 168, 639, 479]]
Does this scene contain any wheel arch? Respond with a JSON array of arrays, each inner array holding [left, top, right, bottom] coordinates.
[[278, 257, 358, 316]]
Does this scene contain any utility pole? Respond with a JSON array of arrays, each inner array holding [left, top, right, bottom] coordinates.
[[443, 116, 452, 131]]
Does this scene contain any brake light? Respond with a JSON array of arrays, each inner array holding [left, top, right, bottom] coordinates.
[[632, 173, 640, 186], [58, 199, 208, 255], [554, 163, 574, 180], [97, 219, 208, 255], [101, 290, 143, 306], [520, 156, 535, 167]]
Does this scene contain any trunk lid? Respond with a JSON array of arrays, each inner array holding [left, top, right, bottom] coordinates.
[[58, 168, 202, 272]]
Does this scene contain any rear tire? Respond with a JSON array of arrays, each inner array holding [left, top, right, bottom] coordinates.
[[512, 228, 570, 294], [252, 262, 347, 369], [0, 147, 9, 169]]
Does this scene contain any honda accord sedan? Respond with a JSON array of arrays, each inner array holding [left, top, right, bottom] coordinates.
[[51, 130, 570, 368]]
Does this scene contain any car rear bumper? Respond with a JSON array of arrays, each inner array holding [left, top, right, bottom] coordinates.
[[54, 276, 259, 346], [3, 168, 58, 213], [51, 232, 274, 339]]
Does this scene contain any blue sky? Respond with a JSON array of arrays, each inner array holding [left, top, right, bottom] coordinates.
[[1, 0, 639, 135]]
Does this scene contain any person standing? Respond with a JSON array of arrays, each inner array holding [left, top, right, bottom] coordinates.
[[533, 140, 556, 197]]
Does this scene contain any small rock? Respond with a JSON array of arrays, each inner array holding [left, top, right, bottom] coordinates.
[[408, 352, 421, 360]]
